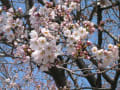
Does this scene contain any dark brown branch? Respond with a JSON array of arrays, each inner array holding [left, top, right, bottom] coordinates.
[[25, 0, 33, 30], [89, 56, 114, 85], [25, 0, 33, 14], [94, 24, 119, 43], [0, 0, 11, 9], [46, 66, 67, 88], [89, 7, 96, 21], [67, 70, 79, 88], [101, 1, 120, 10], [76, 58, 97, 87], [96, 4, 103, 88], [44, 56, 68, 88], [37, 0, 45, 5], [103, 29, 119, 43], [111, 71, 120, 90], [97, 5, 102, 49], [111, 37, 120, 90], [100, 67, 114, 85]]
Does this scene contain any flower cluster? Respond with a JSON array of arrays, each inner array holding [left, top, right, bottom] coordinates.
[[15, 45, 31, 62], [0, 8, 25, 42], [0, 1, 96, 71], [91, 44, 119, 66], [0, 0, 97, 72], [83, 21, 95, 34], [72, 40, 91, 59], [63, 25, 93, 55], [30, 29, 62, 71], [28, 1, 96, 71]]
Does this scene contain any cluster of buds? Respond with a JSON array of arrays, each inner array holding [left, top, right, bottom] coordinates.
[[73, 40, 92, 59], [45, 2, 53, 8], [15, 45, 32, 62], [22, 45, 33, 56], [83, 21, 95, 34]]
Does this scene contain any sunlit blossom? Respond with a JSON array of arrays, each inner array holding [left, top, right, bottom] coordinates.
[[91, 46, 98, 54]]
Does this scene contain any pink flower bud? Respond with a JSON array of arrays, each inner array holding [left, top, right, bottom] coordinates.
[[22, 45, 26, 48], [80, 51, 83, 56], [84, 51, 88, 55], [85, 56, 90, 59], [72, 52, 76, 56], [78, 40, 82, 45], [87, 41, 92, 46], [18, 7, 22, 13]]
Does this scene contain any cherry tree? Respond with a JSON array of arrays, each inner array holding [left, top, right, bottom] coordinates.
[[0, 0, 120, 89]]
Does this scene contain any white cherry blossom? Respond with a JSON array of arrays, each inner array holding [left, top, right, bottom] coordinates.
[[79, 27, 88, 39], [108, 44, 113, 50], [32, 50, 41, 63], [64, 30, 71, 37], [67, 43, 76, 55], [30, 38, 40, 50], [38, 37, 47, 47], [29, 30, 38, 39], [7, 33, 15, 42], [67, 35, 76, 44], [96, 49, 104, 60], [69, 2, 77, 10], [91, 46, 98, 54], [72, 30, 80, 41]]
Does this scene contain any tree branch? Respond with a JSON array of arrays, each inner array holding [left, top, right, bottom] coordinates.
[[76, 58, 97, 87], [37, 0, 45, 5], [0, 0, 11, 9], [101, 1, 120, 10], [89, 57, 114, 85]]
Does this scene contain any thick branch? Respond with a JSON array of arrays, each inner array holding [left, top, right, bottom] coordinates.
[[97, 4, 102, 88], [25, 0, 33, 30], [89, 57, 114, 85], [76, 58, 97, 87], [25, 0, 33, 14], [45, 56, 68, 89], [47, 66, 67, 88]]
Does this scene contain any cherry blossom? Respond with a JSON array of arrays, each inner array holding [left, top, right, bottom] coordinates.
[[91, 44, 119, 67], [0, 0, 119, 89]]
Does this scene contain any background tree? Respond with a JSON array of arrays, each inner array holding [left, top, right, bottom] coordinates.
[[0, 0, 120, 90]]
